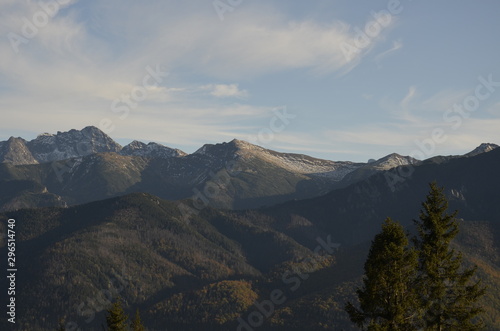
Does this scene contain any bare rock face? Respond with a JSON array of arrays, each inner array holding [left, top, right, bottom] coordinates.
[[0, 126, 122, 165], [26, 126, 122, 163], [0, 137, 38, 165], [466, 143, 498, 157], [0, 126, 191, 165], [120, 140, 186, 158]]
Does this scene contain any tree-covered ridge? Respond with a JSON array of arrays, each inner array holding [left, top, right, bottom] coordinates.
[[150, 280, 258, 327], [0, 184, 499, 330], [0, 193, 323, 330]]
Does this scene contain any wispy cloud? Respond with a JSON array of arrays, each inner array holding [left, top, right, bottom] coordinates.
[[380, 87, 472, 126], [374, 40, 403, 62], [420, 89, 472, 112], [359, 87, 500, 157], [4, 0, 493, 163], [401, 85, 417, 109], [0, 0, 396, 150]]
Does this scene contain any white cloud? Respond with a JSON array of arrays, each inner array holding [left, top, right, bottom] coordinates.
[[84, 1, 393, 79], [0, 1, 393, 110], [0, 0, 434, 162], [190, 19, 375, 78], [204, 84, 249, 98]]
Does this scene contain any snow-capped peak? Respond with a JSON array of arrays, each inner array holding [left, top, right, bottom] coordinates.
[[369, 153, 419, 170], [120, 140, 186, 158], [26, 126, 122, 163], [37, 132, 54, 138], [466, 143, 499, 157]]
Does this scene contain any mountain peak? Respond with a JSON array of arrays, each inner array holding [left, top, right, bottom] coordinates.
[[25, 127, 122, 163], [120, 140, 186, 158], [81, 125, 104, 134], [37, 132, 54, 138], [194, 139, 263, 158], [229, 139, 262, 150], [0, 136, 37, 165], [369, 153, 419, 170], [466, 143, 499, 157], [126, 140, 147, 149]]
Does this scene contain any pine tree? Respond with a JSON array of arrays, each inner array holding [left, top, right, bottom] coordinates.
[[413, 182, 485, 330], [345, 218, 419, 330], [106, 297, 129, 331], [131, 309, 146, 331]]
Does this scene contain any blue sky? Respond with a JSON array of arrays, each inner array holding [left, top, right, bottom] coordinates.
[[1, 0, 499, 162]]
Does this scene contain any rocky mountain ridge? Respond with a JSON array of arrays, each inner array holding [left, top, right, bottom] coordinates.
[[1, 126, 496, 173], [0, 127, 497, 212], [120, 140, 187, 158]]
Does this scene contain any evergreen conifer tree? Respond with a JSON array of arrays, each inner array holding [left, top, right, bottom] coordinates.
[[131, 308, 146, 331], [106, 297, 129, 331], [413, 182, 485, 330], [345, 218, 419, 330]]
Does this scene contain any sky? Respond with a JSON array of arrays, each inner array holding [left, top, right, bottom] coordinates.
[[1, 0, 500, 162]]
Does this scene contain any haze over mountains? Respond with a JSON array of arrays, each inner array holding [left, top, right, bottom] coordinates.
[[0, 127, 499, 330]]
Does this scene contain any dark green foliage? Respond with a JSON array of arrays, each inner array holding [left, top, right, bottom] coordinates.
[[131, 309, 146, 331], [414, 182, 485, 330], [105, 299, 145, 331], [106, 298, 128, 331], [345, 183, 487, 330], [345, 218, 419, 330]]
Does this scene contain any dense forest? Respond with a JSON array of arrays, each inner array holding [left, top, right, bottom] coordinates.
[[1, 183, 499, 330]]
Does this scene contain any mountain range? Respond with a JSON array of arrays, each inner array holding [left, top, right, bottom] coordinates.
[[0, 126, 426, 212], [0, 127, 499, 330], [0, 126, 495, 213]]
